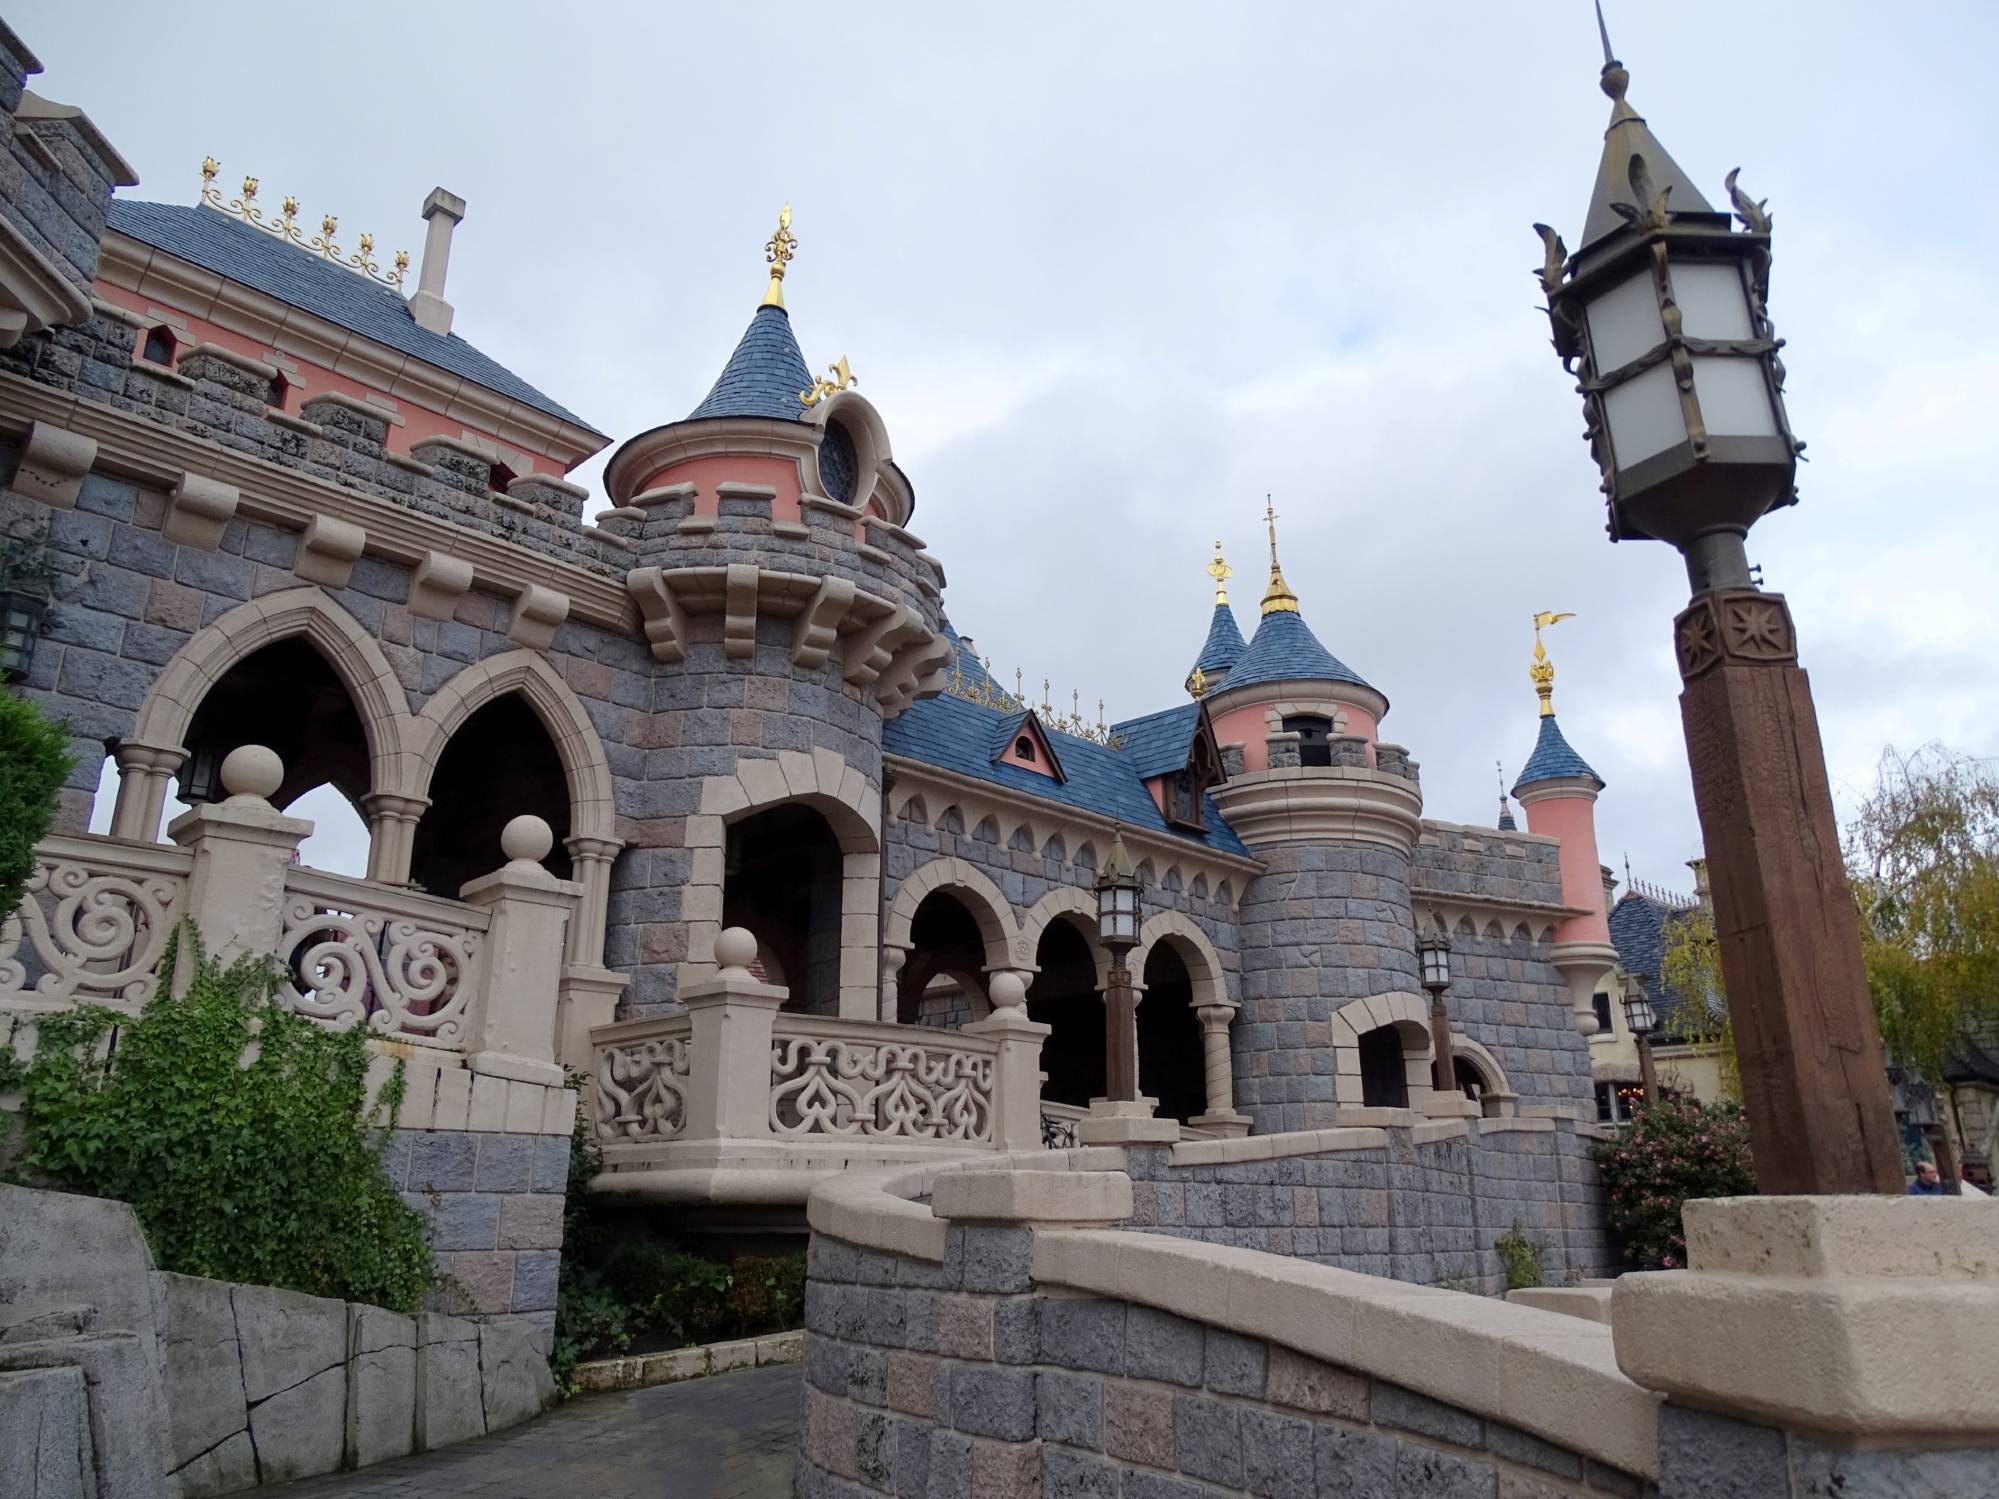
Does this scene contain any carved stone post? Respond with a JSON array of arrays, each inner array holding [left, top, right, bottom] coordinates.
[[109, 737, 186, 843], [167, 745, 309, 966], [1675, 590, 1902, 1194], [1188, 1002, 1251, 1137], [962, 970, 1051, 1152], [561, 833, 622, 967], [361, 792, 429, 885], [458, 815, 580, 1087], [679, 927, 785, 1142]]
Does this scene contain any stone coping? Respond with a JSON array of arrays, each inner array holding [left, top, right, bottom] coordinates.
[[1165, 1115, 1601, 1168], [804, 1155, 1662, 1480], [571, 1330, 804, 1394]]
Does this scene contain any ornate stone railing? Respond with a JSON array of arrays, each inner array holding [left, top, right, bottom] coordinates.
[[594, 1014, 692, 1142], [0, 834, 193, 1010], [275, 866, 489, 1049], [769, 1014, 998, 1143]]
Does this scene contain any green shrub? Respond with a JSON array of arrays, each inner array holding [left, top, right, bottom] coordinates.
[[1593, 1094, 1756, 1270], [0, 689, 72, 925], [1493, 1221, 1545, 1291], [2, 928, 435, 1312]]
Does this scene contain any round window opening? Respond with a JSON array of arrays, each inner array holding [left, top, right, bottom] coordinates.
[[819, 419, 859, 506]]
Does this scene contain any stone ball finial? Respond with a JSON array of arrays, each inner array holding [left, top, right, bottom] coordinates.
[[501, 814, 553, 865], [220, 744, 284, 803], [715, 927, 758, 974], [988, 970, 1027, 1011], [1575, 1009, 1601, 1037]]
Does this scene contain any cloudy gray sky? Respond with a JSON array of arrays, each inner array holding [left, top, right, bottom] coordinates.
[[32, 1, 1999, 890]]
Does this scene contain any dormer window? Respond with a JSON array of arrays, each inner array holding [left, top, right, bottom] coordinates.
[[1013, 736, 1036, 763], [1283, 713, 1333, 768], [141, 326, 177, 367], [1165, 770, 1206, 830]]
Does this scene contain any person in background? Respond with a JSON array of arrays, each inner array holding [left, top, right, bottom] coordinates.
[[1909, 1161, 1945, 1195]]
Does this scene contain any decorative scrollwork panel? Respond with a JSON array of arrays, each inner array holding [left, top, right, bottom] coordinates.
[[769, 1037, 993, 1142], [0, 854, 186, 1008], [596, 1036, 691, 1142], [275, 894, 479, 1047]]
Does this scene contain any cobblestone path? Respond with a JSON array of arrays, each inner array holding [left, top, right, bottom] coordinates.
[[272, 1363, 801, 1499]]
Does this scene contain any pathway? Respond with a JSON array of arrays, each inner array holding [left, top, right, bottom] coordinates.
[[272, 1363, 801, 1499]]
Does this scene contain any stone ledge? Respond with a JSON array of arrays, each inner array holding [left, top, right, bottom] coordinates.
[[930, 1169, 1132, 1224], [571, 1329, 803, 1394]]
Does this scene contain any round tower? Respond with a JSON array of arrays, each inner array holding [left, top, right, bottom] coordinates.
[[1510, 614, 1618, 1035], [597, 207, 947, 1016], [1208, 503, 1426, 1133]]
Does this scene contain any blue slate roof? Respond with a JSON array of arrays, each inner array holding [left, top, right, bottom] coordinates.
[[1608, 892, 1717, 1040], [1513, 714, 1603, 793], [1191, 603, 1247, 679], [885, 691, 1248, 857], [687, 304, 814, 422], [105, 201, 601, 433], [1221, 607, 1377, 699], [1112, 702, 1202, 781]]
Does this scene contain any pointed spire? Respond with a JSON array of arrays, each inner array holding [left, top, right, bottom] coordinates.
[[1579, 10, 1714, 250], [1497, 760, 1519, 831], [1261, 496, 1298, 615], [1206, 540, 1233, 605], [1530, 610, 1575, 716], [761, 203, 796, 309]]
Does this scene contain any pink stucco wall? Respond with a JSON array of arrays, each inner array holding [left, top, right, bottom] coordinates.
[[1210, 701, 1378, 773], [1521, 792, 1613, 944], [92, 284, 567, 476], [999, 726, 1059, 780], [630, 452, 804, 523]]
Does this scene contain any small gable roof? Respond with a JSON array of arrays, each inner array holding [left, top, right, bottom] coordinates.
[[1513, 713, 1603, 793], [1113, 701, 1202, 781], [105, 200, 601, 434], [991, 710, 1065, 783], [687, 304, 815, 423]]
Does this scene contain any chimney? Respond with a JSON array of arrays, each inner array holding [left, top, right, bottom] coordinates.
[[1687, 856, 1712, 916], [407, 187, 466, 337]]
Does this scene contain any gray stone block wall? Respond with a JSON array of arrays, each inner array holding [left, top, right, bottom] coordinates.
[[795, 1225, 1649, 1499], [386, 1127, 570, 1341], [1234, 842, 1419, 1134], [1118, 1124, 1617, 1293], [1446, 928, 1596, 1112], [1414, 823, 1565, 907], [0, 61, 120, 299]]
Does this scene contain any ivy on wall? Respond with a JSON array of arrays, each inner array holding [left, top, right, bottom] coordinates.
[[0, 687, 71, 926]]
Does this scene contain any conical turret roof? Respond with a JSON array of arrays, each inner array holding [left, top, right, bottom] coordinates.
[[1190, 603, 1247, 681], [687, 304, 814, 423], [1224, 606, 1375, 698], [1513, 713, 1603, 794]]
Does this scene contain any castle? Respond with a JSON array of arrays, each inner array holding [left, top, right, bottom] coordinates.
[[0, 17, 1621, 1264]]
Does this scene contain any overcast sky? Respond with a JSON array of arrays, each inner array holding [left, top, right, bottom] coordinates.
[[32, 1, 1999, 892]]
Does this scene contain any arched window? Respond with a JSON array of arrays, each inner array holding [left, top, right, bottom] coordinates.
[[1282, 714, 1333, 768], [410, 695, 572, 897], [725, 803, 844, 1015], [1358, 1025, 1410, 1108], [1139, 942, 1205, 1123], [141, 326, 177, 367], [1028, 919, 1105, 1109], [1013, 736, 1036, 763]]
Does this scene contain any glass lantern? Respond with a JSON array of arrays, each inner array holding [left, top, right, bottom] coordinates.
[[1094, 831, 1143, 951], [1621, 980, 1658, 1038], [0, 590, 46, 682], [1417, 932, 1452, 994]]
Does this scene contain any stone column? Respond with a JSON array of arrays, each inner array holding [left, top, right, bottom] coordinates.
[[878, 944, 908, 1022], [361, 791, 429, 885], [109, 736, 186, 842], [961, 971, 1051, 1152], [167, 745, 309, 966], [458, 816, 580, 1087], [1188, 1002, 1251, 1137], [562, 833, 622, 968], [679, 927, 786, 1142], [1613, 1195, 1999, 1492]]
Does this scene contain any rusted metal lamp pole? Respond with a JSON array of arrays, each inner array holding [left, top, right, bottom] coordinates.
[[1095, 830, 1144, 1102], [1418, 932, 1457, 1095], [1533, 18, 1902, 1193]]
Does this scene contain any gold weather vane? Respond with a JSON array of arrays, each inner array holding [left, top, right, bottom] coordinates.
[[762, 202, 797, 308], [1261, 496, 1298, 615], [1531, 610, 1576, 716], [800, 355, 858, 408], [199, 158, 407, 288], [1206, 540, 1233, 605]]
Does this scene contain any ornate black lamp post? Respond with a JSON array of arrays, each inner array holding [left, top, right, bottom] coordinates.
[[1620, 974, 1660, 1106], [1533, 18, 1901, 1193], [1417, 932, 1456, 1095], [1095, 830, 1144, 1103]]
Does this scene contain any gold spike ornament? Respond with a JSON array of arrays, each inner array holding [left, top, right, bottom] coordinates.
[[1260, 496, 1298, 615], [762, 202, 797, 308]]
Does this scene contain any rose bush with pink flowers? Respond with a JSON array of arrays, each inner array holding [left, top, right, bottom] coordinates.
[[1593, 1094, 1755, 1270]]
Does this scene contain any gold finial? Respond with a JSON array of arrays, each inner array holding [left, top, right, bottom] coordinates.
[[1205, 539, 1233, 605], [201, 156, 219, 185], [1261, 495, 1298, 615], [762, 202, 797, 308], [800, 354, 858, 408], [1531, 610, 1576, 716], [1188, 665, 1209, 699], [198, 160, 406, 288]]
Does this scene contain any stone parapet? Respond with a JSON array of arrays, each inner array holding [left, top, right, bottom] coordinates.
[[1210, 763, 1424, 855]]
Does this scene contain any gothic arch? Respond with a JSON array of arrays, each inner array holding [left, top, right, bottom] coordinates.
[[409, 650, 615, 842], [1021, 886, 1111, 987], [1451, 1036, 1511, 1096], [884, 856, 1025, 973], [1132, 910, 1228, 1007], [116, 588, 416, 840]]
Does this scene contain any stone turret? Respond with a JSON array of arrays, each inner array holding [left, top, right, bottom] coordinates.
[[1511, 622, 1617, 1035], [594, 210, 951, 1012]]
